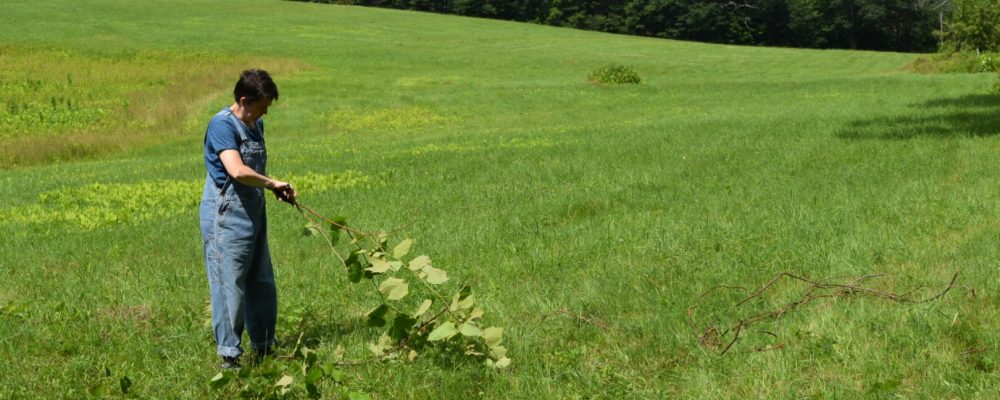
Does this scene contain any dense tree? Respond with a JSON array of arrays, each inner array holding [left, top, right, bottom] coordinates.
[[295, 0, 983, 53], [938, 0, 1000, 52]]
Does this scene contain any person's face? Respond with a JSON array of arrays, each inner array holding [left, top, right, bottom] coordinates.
[[240, 97, 273, 122]]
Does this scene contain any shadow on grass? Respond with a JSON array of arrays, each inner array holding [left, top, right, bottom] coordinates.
[[837, 94, 1000, 140], [283, 312, 369, 351]]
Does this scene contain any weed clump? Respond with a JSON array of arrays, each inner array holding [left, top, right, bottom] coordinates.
[[908, 52, 999, 74], [588, 64, 641, 84]]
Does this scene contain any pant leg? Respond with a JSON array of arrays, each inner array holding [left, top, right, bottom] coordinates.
[[245, 223, 278, 352], [205, 189, 258, 358]]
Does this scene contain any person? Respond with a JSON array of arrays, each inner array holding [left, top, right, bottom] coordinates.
[[199, 69, 296, 369]]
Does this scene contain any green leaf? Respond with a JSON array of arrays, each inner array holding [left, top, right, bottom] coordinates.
[[457, 293, 475, 310], [459, 322, 483, 337], [329, 215, 348, 230], [469, 306, 484, 321], [306, 382, 321, 399], [490, 345, 507, 359], [412, 299, 433, 318], [365, 257, 390, 274], [275, 375, 294, 387], [305, 367, 324, 385], [483, 327, 503, 347], [209, 371, 231, 389], [349, 392, 372, 400], [428, 321, 459, 341], [368, 333, 393, 355], [325, 365, 344, 382], [392, 238, 414, 259], [366, 304, 388, 327], [450, 287, 472, 311], [379, 277, 409, 301], [389, 314, 417, 340], [303, 223, 321, 237], [389, 261, 404, 271], [119, 376, 132, 395], [346, 253, 364, 283], [408, 255, 431, 271], [494, 357, 512, 368], [422, 265, 448, 285]]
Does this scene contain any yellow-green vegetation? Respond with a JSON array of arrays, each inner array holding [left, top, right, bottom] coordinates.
[[0, 46, 305, 167], [2, 0, 1000, 398]]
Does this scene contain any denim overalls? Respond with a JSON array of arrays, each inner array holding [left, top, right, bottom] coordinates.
[[199, 108, 277, 358]]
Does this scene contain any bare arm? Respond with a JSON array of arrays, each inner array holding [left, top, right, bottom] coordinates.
[[219, 149, 297, 203]]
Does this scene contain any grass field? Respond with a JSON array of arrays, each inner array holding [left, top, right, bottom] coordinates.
[[2, 0, 1000, 398]]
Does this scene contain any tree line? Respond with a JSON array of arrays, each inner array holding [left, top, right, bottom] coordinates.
[[292, 0, 999, 53]]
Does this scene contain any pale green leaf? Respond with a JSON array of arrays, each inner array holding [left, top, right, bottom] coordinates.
[[303, 223, 321, 237], [408, 255, 431, 271], [275, 375, 294, 387], [423, 266, 448, 285], [210, 372, 229, 389], [494, 357, 511, 368], [450, 291, 461, 311], [379, 278, 409, 301], [389, 261, 403, 271], [459, 322, 483, 337], [369, 334, 392, 355], [365, 257, 390, 273], [458, 294, 475, 310], [412, 299, 433, 318], [483, 327, 503, 347], [392, 238, 414, 258], [490, 345, 507, 359], [469, 306, 484, 321], [428, 321, 458, 341]]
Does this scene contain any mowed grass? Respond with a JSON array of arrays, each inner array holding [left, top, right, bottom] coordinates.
[[2, 0, 1000, 398]]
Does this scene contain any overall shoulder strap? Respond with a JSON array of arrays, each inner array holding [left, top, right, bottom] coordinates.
[[219, 109, 251, 195], [225, 110, 251, 144]]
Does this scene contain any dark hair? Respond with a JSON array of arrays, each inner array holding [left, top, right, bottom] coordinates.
[[233, 69, 278, 104]]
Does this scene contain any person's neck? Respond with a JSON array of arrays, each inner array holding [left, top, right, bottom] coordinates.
[[229, 103, 254, 127]]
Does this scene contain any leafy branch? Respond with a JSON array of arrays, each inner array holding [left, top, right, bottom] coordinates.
[[294, 201, 511, 369]]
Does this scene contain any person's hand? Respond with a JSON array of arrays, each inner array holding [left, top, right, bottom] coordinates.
[[268, 180, 297, 205]]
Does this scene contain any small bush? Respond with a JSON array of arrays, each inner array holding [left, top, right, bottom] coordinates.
[[907, 52, 998, 74], [588, 64, 641, 84]]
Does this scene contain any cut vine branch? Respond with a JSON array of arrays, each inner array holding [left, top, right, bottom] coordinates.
[[688, 270, 960, 355], [291, 200, 511, 369]]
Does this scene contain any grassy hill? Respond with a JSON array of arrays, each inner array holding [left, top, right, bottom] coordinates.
[[1, 0, 999, 398]]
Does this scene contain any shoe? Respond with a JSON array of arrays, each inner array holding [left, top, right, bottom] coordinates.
[[221, 356, 241, 370]]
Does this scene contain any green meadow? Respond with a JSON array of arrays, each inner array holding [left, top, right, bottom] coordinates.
[[2, 0, 1000, 398]]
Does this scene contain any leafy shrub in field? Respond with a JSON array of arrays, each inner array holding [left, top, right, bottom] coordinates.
[[907, 52, 999, 73], [588, 64, 641, 84]]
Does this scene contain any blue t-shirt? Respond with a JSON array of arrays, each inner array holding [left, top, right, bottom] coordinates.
[[204, 108, 265, 188]]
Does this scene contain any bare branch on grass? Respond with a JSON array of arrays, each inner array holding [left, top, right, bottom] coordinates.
[[689, 270, 961, 355]]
